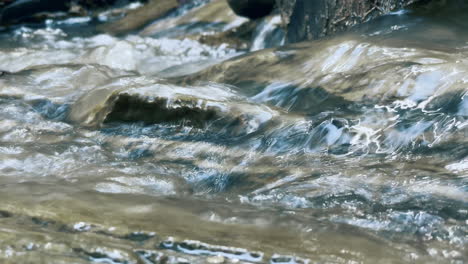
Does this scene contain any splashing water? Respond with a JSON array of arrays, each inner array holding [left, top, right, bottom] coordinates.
[[0, 2, 466, 264]]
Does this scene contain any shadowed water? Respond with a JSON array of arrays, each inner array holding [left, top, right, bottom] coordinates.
[[0, 1, 467, 263]]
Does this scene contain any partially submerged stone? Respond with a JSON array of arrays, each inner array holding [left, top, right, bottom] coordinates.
[[140, 0, 249, 38], [141, 0, 280, 51], [141, 0, 285, 51], [68, 78, 279, 138], [98, 0, 180, 35]]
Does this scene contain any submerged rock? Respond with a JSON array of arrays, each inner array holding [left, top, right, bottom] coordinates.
[[140, 0, 249, 38], [99, 0, 180, 35], [161, 238, 264, 262], [140, 0, 278, 51], [68, 79, 278, 137], [192, 19, 259, 50], [227, 0, 276, 19], [180, 34, 468, 114]]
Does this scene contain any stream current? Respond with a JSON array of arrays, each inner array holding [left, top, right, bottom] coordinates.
[[0, 1, 467, 263]]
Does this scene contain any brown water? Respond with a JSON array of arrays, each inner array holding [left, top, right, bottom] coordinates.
[[0, 1, 467, 263]]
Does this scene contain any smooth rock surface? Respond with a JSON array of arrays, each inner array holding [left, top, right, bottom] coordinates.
[[141, 0, 248, 38], [99, 0, 180, 35]]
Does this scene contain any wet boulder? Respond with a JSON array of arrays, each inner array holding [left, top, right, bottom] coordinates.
[[99, 0, 180, 35], [227, 0, 276, 19], [140, 0, 255, 50], [141, 0, 248, 37], [277, 0, 427, 43]]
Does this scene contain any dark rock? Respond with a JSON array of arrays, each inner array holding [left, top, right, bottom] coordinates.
[[177, 0, 193, 4], [0, 0, 68, 24], [0, 0, 14, 8], [276, 0, 427, 43], [0, 0, 122, 25], [75, 0, 117, 9], [227, 0, 275, 19], [0, 210, 12, 218]]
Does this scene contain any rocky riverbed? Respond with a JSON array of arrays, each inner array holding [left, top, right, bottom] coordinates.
[[0, 1, 466, 263]]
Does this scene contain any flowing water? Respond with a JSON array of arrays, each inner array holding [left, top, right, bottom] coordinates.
[[0, 1, 467, 263]]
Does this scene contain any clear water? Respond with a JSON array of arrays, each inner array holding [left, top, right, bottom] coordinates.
[[0, 1, 466, 264]]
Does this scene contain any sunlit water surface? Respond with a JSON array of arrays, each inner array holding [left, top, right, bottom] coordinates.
[[0, 2, 467, 264]]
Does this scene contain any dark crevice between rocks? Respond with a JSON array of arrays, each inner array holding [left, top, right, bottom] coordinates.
[[121, 232, 156, 243], [0, 212, 158, 245], [160, 238, 264, 262], [227, 0, 276, 19], [31, 217, 57, 228], [0, 210, 13, 218], [103, 94, 220, 128], [73, 248, 130, 264]]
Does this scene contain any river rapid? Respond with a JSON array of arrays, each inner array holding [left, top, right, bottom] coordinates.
[[0, 1, 467, 263]]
